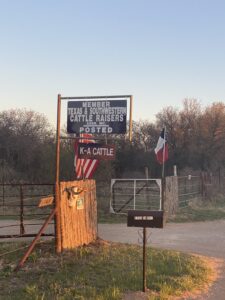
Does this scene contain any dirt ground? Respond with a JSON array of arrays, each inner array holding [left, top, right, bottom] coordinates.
[[1, 220, 225, 299]]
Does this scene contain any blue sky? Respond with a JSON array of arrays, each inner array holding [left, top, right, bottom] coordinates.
[[1, 0, 225, 125]]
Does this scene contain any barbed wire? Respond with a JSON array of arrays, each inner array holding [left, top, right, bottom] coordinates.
[[0, 213, 55, 230], [0, 194, 55, 205]]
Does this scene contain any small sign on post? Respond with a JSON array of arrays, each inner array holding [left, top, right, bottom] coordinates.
[[76, 197, 84, 210], [78, 143, 115, 160], [38, 196, 54, 208], [127, 210, 164, 293], [127, 210, 164, 228]]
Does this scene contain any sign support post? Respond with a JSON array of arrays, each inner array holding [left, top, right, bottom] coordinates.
[[129, 95, 133, 141], [55, 94, 62, 253], [127, 210, 164, 292], [143, 227, 147, 292]]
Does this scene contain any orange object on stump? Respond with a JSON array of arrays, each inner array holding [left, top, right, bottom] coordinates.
[[59, 179, 97, 250]]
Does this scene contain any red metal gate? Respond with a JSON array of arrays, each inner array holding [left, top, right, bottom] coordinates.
[[0, 183, 55, 238]]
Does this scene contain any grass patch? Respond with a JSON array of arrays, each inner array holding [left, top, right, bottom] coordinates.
[[99, 205, 225, 224], [100, 207, 225, 224], [98, 211, 126, 224], [0, 240, 212, 300], [170, 206, 225, 222], [170, 197, 225, 223]]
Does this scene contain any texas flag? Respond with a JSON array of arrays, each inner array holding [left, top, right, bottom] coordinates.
[[154, 128, 168, 164]]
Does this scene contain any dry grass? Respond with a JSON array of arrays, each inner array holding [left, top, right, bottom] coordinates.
[[0, 239, 214, 300]]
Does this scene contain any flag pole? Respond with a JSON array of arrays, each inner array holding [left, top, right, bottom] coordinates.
[[161, 126, 166, 213], [162, 126, 166, 179]]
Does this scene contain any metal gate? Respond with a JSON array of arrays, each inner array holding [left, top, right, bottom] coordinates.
[[110, 179, 162, 214], [0, 183, 55, 238], [178, 176, 202, 207]]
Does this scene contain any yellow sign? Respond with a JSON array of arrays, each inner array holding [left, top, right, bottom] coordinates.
[[38, 196, 54, 207], [77, 197, 84, 210]]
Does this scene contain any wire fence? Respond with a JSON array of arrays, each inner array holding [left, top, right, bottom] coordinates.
[[0, 183, 55, 238], [1, 174, 223, 239], [177, 176, 202, 208]]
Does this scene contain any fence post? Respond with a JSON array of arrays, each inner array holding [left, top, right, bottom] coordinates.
[[201, 172, 206, 201], [173, 165, 177, 176], [144, 167, 150, 208], [142, 227, 147, 292], [162, 177, 165, 211], [145, 167, 149, 180], [15, 207, 56, 271], [219, 167, 221, 191], [133, 180, 136, 210], [20, 185, 25, 235], [55, 94, 62, 253], [53, 184, 56, 238], [2, 180, 5, 215]]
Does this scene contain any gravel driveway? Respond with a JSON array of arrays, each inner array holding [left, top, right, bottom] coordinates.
[[98, 221, 225, 300]]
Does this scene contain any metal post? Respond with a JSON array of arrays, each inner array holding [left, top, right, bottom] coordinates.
[[110, 180, 116, 213], [219, 167, 221, 190], [162, 127, 166, 179], [53, 184, 56, 238], [15, 208, 56, 271], [145, 167, 149, 180], [161, 177, 165, 211], [173, 165, 177, 176], [20, 185, 25, 235], [129, 95, 133, 141], [134, 180, 136, 210], [143, 227, 147, 292], [184, 177, 187, 205], [2, 162, 5, 215], [200, 172, 204, 200], [55, 94, 62, 253], [159, 179, 162, 211], [145, 167, 149, 209]]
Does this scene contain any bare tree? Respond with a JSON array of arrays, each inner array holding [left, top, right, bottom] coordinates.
[[0, 109, 55, 182]]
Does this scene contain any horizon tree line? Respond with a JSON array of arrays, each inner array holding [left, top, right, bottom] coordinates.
[[0, 98, 225, 182]]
